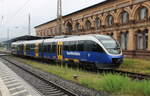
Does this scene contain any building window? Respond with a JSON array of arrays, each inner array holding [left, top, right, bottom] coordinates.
[[75, 22, 81, 31], [48, 28, 51, 35], [45, 30, 48, 36], [40, 31, 42, 36], [66, 22, 73, 33], [51, 28, 54, 34], [55, 27, 57, 33], [46, 30, 48, 36], [139, 7, 148, 20], [121, 11, 129, 23], [136, 29, 148, 50], [107, 15, 114, 26], [42, 31, 45, 36], [137, 32, 143, 50], [95, 17, 101, 29], [85, 20, 91, 30], [143, 29, 148, 50], [120, 32, 128, 50]]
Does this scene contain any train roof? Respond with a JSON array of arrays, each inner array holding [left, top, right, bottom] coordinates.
[[23, 39, 44, 44], [44, 34, 96, 42], [12, 34, 111, 44]]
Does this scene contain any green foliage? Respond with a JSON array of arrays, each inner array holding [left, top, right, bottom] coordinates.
[[11, 56, 150, 96], [119, 58, 150, 74], [100, 74, 130, 93]]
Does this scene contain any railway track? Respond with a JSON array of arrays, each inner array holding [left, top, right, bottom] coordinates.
[[1, 52, 150, 81], [0, 56, 78, 96]]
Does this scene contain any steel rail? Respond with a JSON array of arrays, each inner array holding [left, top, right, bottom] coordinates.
[[1, 56, 78, 96]]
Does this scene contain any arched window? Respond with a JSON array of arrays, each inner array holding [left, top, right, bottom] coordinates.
[[75, 22, 81, 31], [136, 29, 148, 50], [66, 22, 73, 33], [121, 11, 129, 23], [85, 20, 91, 30], [107, 15, 114, 26], [95, 17, 101, 29], [120, 32, 128, 50], [139, 7, 148, 20]]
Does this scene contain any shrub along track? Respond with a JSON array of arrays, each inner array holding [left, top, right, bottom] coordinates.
[[0, 56, 78, 96], [98, 69, 150, 80]]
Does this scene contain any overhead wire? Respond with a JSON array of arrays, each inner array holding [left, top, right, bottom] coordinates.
[[5, 0, 32, 39], [7, 0, 31, 24]]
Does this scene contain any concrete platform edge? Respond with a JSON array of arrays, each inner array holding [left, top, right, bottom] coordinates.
[[0, 78, 11, 96]]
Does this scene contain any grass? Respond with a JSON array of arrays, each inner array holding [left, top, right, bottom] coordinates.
[[0, 47, 4, 51], [118, 58, 150, 74], [10, 56, 150, 96], [100, 74, 150, 96]]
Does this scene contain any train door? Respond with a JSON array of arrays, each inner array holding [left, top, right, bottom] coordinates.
[[35, 43, 39, 57], [57, 41, 63, 60]]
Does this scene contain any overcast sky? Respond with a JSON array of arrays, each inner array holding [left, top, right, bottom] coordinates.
[[0, 0, 105, 39]]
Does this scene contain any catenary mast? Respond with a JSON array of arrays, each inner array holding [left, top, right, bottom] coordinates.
[[57, 0, 63, 35], [28, 14, 31, 35]]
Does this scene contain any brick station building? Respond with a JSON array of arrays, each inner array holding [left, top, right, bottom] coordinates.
[[34, 0, 150, 58]]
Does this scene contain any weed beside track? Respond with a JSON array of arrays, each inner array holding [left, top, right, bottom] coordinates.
[[7, 55, 150, 96]]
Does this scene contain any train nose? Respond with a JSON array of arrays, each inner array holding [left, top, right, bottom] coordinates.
[[112, 58, 123, 64]]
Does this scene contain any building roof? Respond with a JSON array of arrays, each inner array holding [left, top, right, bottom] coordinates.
[[2, 35, 52, 44], [34, 0, 115, 28]]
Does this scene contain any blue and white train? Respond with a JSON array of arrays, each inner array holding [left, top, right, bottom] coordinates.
[[11, 34, 123, 69]]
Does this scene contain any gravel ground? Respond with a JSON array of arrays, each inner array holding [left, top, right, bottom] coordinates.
[[2, 56, 110, 96]]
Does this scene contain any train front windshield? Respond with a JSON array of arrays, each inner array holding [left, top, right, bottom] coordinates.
[[96, 35, 121, 54]]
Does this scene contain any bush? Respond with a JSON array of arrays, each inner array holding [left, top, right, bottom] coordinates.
[[100, 74, 131, 93]]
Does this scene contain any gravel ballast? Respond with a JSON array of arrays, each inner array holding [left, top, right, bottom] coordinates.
[[2, 56, 110, 96]]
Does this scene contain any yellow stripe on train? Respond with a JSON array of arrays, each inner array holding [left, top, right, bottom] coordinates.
[[64, 58, 79, 63]]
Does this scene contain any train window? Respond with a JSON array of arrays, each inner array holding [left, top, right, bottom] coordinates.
[[84, 41, 92, 51], [39, 44, 43, 52], [43, 43, 49, 53], [69, 41, 76, 51], [84, 40, 104, 52], [51, 42, 56, 53], [49, 43, 53, 53], [20, 44, 23, 51], [30, 44, 35, 51], [63, 41, 78, 51], [76, 41, 84, 51], [63, 41, 69, 51], [43, 44, 46, 52], [26, 44, 30, 51], [46, 43, 51, 53], [47, 44, 51, 53]]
